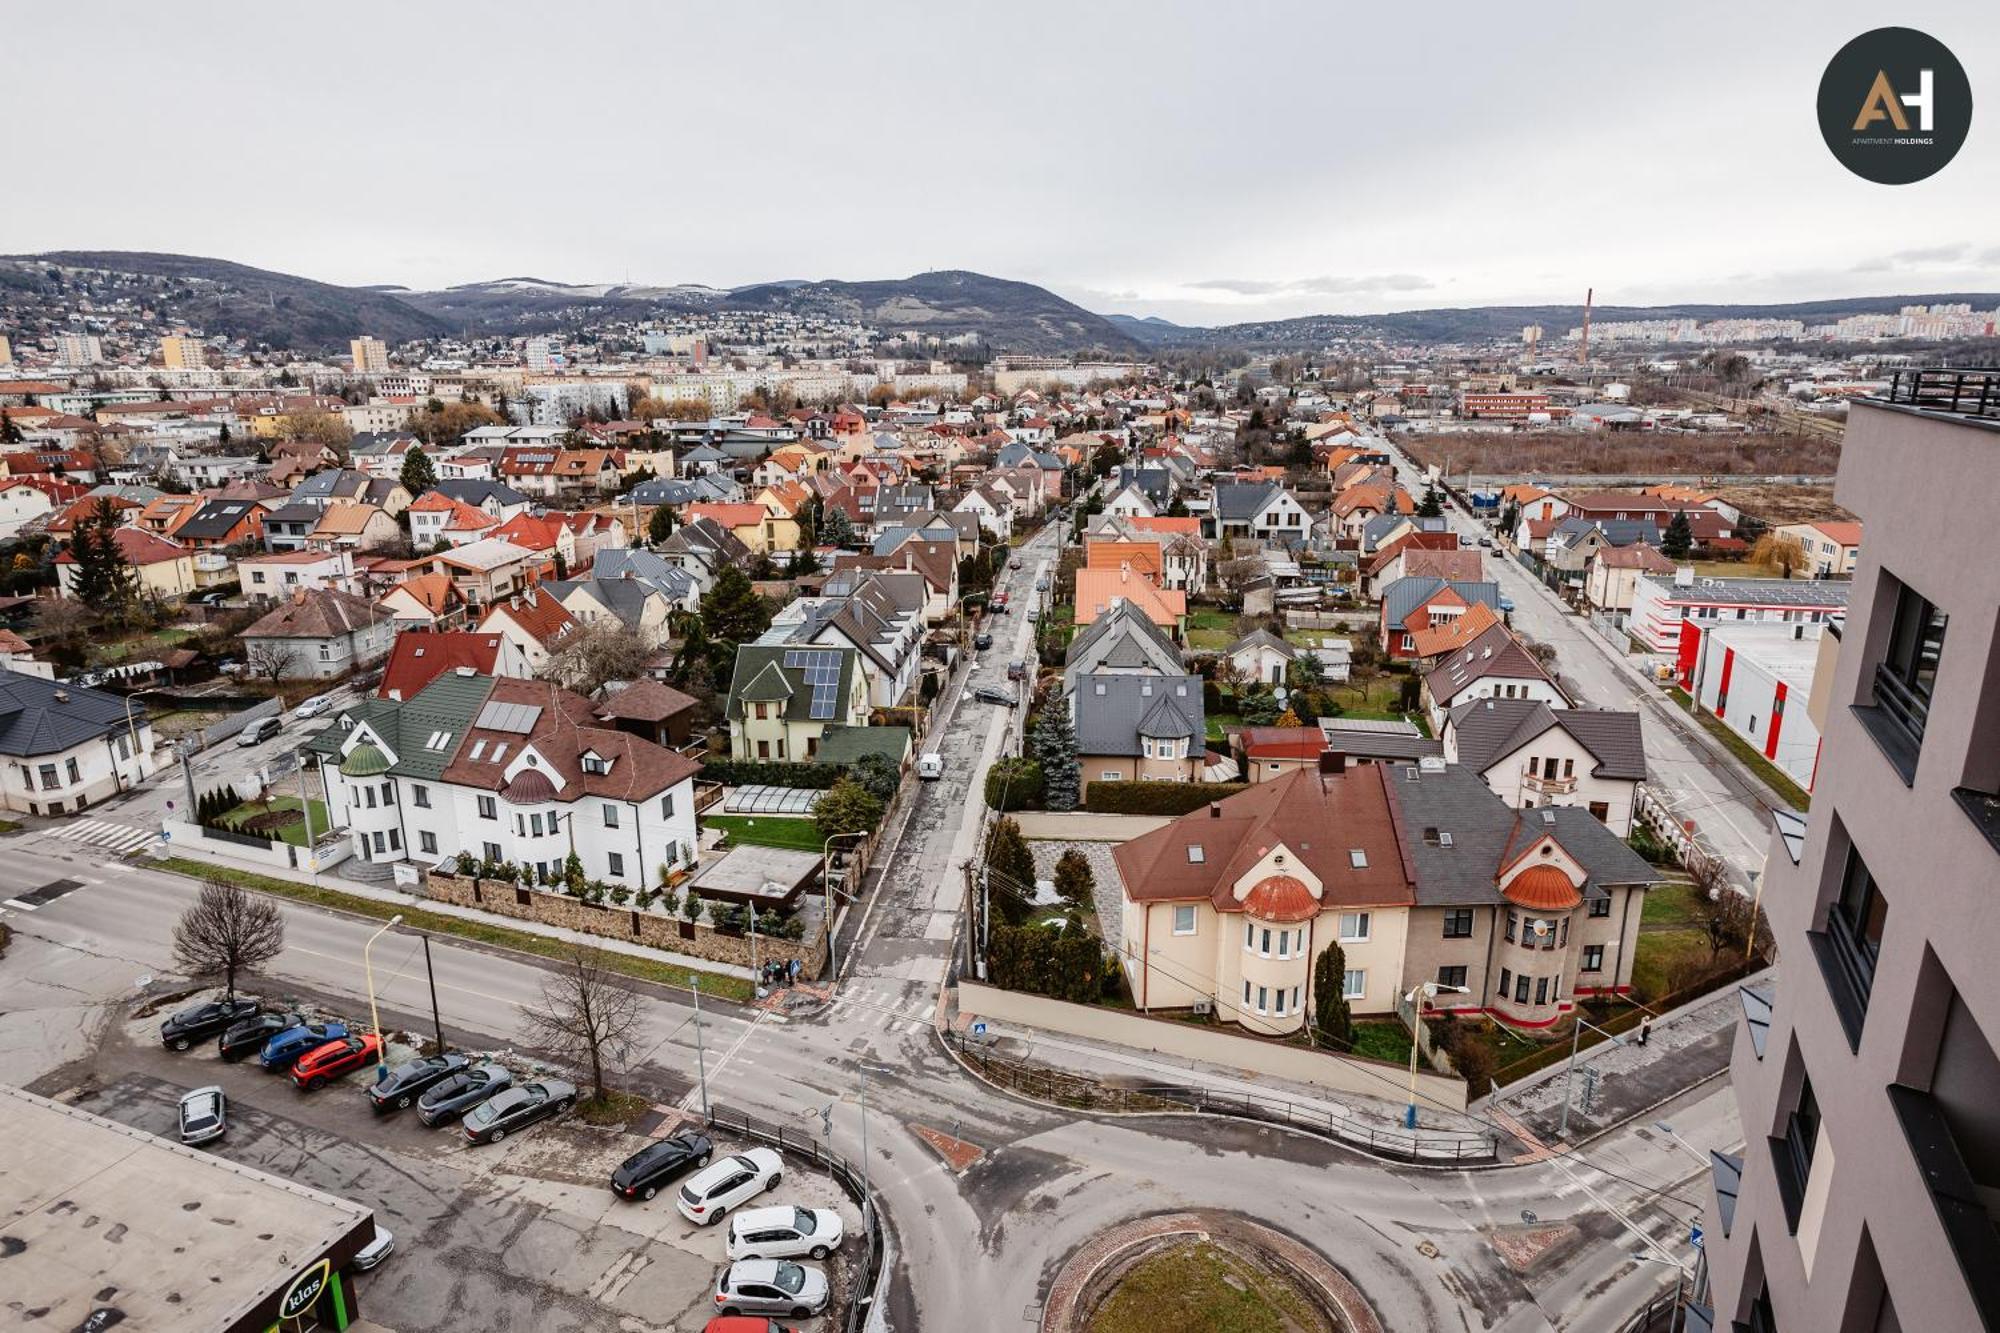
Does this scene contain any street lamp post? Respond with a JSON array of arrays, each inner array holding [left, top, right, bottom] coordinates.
[[821, 830, 868, 983], [1559, 1013, 1628, 1138], [362, 914, 403, 1078], [1631, 1251, 1689, 1333], [1402, 981, 1469, 1129], [691, 975, 711, 1120]]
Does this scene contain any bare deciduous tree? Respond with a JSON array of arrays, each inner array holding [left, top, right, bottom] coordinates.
[[244, 641, 296, 682], [172, 879, 286, 995], [538, 620, 650, 695], [519, 943, 644, 1100]]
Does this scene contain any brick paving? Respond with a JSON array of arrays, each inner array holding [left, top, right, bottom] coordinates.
[[908, 1122, 985, 1172]]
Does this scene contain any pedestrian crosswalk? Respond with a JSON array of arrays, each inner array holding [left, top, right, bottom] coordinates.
[[46, 818, 160, 855], [827, 981, 938, 1036]]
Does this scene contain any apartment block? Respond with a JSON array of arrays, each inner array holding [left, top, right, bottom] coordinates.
[[1704, 371, 2000, 1332], [350, 336, 390, 372]]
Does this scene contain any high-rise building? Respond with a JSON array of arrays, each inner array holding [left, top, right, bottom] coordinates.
[[53, 333, 103, 366], [1703, 369, 2000, 1332], [160, 333, 206, 370], [350, 336, 390, 373], [0, 334, 12, 366], [524, 337, 563, 373]]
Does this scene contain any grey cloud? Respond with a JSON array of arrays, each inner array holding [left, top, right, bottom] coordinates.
[[1187, 278, 1289, 295], [1851, 243, 1971, 272], [1187, 274, 1433, 297]]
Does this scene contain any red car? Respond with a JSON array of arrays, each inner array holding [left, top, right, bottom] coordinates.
[[291, 1033, 384, 1090], [704, 1319, 797, 1333]]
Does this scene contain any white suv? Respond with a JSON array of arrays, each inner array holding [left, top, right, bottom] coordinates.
[[726, 1205, 845, 1261], [676, 1147, 783, 1225]]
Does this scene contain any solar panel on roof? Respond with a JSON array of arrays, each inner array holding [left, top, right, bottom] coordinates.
[[784, 649, 841, 720], [476, 700, 543, 734]]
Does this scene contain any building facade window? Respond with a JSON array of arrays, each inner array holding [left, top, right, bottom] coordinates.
[[412, 784, 430, 808], [1582, 945, 1605, 972], [603, 803, 620, 828], [1515, 974, 1531, 1004], [1589, 896, 1612, 918], [1171, 905, 1197, 935], [1338, 912, 1370, 942], [65, 757, 80, 784], [419, 831, 437, 855], [1873, 576, 1948, 750], [1443, 909, 1474, 938], [1342, 969, 1366, 1000], [1499, 966, 1512, 996], [477, 795, 497, 819], [1437, 965, 1468, 989], [607, 852, 625, 877]]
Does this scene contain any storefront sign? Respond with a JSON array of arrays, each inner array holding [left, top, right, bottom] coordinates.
[[279, 1259, 331, 1321]]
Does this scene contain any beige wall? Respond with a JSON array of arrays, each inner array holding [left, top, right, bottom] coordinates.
[[959, 979, 1467, 1111], [1079, 752, 1202, 784], [1463, 723, 1637, 835], [1013, 811, 1171, 841]]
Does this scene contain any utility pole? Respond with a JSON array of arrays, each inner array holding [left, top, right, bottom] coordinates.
[[421, 933, 444, 1054], [691, 976, 711, 1120], [858, 1058, 873, 1229]]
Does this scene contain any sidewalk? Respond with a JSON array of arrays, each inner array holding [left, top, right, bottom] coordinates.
[[1485, 971, 1761, 1142], [139, 835, 755, 981], [948, 1004, 1501, 1157]]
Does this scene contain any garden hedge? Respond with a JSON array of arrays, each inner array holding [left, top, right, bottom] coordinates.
[[1083, 780, 1250, 815]]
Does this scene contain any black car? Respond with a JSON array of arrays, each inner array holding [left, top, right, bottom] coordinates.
[[218, 1011, 302, 1062], [366, 1053, 471, 1114], [611, 1130, 715, 1201], [972, 685, 1017, 707], [161, 997, 261, 1052], [417, 1062, 513, 1127], [973, 632, 993, 650]]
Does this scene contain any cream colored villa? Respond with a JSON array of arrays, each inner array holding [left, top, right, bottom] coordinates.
[[1113, 756, 1660, 1033]]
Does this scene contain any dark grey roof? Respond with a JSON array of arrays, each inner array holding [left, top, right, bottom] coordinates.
[[590, 548, 698, 601], [434, 479, 530, 509], [1446, 698, 1647, 781], [174, 498, 262, 540], [1388, 764, 1659, 907], [263, 502, 322, 526], [1552, 516, 1660, 548], [545, 577, 664, 629], [290, 469, 370, 502], [1210, 480, 1279, 521], [0, 670, 143, 757], [1425, 622, 1559, 699], [1316, 717, 1443, 762], [1225, 628, 1296, 660], [1072, 672, 1204, 756], [1380, 576, 1501, 628], [1112, 466, 1173, 504], [1064, 600, 1184, 677]]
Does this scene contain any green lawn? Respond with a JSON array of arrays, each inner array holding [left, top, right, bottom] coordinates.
[[1345, 1018, 1414, 1065], [706, 814, 825, 853], [1204, 711, 1243, 744], [1631, 876, 1712, 1001], [1186, 608, 1236, 652], [153, 856, 756, 1001], [1086, 1240, 1323, 1333], [219, 796, 330, 848], [1669, 687, 1810, 811], [91, 626, 196, 667]]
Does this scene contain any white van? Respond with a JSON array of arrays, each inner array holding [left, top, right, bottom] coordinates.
[[916, 753, 945, 781]]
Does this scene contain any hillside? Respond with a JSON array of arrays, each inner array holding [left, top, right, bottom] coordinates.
[[1, 251, 449, 350], [1105, 313, 1190, 343], [1146, 293, 2000, 348], [390, 276, 729, 330], [726, 270, 1141, 353]]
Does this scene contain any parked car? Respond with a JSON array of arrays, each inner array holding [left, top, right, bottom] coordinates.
[[236, 715, 283, 747], [417, 1062, 513, 1126], [260, 1020, 350, 1070], [461, 1079, 576, 1145], [354, 1224, 395, 1272], [1477, 536, 1494, 548], [1026, 607, 1040, 623], [161, 997, 260, 1051], [611, 1130, 715, 1201], [704, 1319, 798, 1333], [915, 753, 944, 781], [178, 1086, 227, 1146], [972, 685, 1016, 708], [1006, 660, 1027, 682], [1035, 576, 1049, 591], [1498, 596, 1516, 613], [367, 1053, 471, 1114], [292, 694, 336, 720], [973, 632, 993, 651], [726, 1206, 845, 1261], [218, 1010, 303, 1062], [712, 1260, 829, 1320], [677, 1148, 784, 1225], [291, 1033, 383, 1091]]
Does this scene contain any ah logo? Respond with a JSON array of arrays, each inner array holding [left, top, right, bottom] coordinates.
[[1818, 28, 1971, 184]]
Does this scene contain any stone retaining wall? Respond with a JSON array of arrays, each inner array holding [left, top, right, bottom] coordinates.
[[425, 870, 826, 974]]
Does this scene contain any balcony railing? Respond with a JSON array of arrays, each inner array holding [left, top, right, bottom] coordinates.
[[1872, 661, 1932, 746], [1523, 771, 1577, 796], [1879, 367, 2000, 419], [1886, 1083, 2000, 1331]]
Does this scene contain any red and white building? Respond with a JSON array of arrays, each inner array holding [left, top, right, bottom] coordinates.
[[1681, 620, 1827, 790], [1631, 571, 1850, 655]]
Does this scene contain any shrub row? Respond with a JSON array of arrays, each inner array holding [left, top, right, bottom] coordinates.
[[1083, 780, 1250, 816], [696, 758, 841, 789]]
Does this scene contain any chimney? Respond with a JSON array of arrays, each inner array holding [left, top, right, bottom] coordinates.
[[1319, 748, 1346, 774], [1209, 802, 1222, 819]]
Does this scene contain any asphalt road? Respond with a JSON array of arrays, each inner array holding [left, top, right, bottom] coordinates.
[[0, 521, 1737, 1331]]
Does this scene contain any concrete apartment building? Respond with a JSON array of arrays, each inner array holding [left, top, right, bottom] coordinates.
[[350, 335, 390, 372], [1704, 373, 2000, 1333]]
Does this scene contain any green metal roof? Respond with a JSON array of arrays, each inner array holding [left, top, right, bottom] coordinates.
[[812, 724, 912, 767], [340, 742, 390, 777], [301, 671, 496, 780], [726, 644, 858, 723]]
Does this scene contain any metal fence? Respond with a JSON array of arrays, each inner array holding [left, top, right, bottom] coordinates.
[[706, 1104, 886, 1333], [942, 1029, 1496, 1164], [1880, 366, 2000, 418]]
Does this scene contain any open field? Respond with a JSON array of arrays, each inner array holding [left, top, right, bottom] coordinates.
[[1403, 429, 1842, 479], [1714, 483, 1854, 526]]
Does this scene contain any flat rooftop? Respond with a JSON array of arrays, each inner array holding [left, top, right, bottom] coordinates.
[[0, 1082, 373, 1332], [687, 843, 823, 901], [1642, 574, 1852, 607]]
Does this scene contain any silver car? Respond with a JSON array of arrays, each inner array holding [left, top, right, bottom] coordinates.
[[178, 1086, 226, 1145], [354, 1223, 395, 1271], [712, 1259, 830, 1319]]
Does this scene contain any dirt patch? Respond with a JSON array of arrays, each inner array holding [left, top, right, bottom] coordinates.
[[236, 810, 303, 835], [1712, 482, 1854, 525], [1403, 430, 1841, 479], [910, 1122, 985, 1172], [1487, 1221, 1582, 1273]]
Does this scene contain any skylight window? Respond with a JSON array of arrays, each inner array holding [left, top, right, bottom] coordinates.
[[490, 743, 508, 763], [1186, 844, 1205, 863], [1348, 849, 1368, 868], [470, 740, 487, 759]]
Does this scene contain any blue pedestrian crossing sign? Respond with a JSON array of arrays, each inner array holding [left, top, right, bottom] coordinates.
[[971, 1021, 988, 1037], [1689, 1224, 1704, 1249]]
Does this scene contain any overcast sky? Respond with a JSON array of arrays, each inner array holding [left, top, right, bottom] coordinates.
[[9, 1, 1997, 326]]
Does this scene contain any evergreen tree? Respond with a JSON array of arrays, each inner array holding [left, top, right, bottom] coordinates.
[[0, 411, 21, 444], [1052, 848, 1094, 906], [813, 776, 883, 841], [399, 445, 438, 494], [821, 506, 856, 549], [700, 563, 772, 645], [1417, 485, 1444, 518], [1312, 943, 1353, 1046], [1661, 510, 1693, 559], [1030, 706, 1081, 811], [791, 543, 821, 576], [647, 504, 674, 546], [983, 816, 1038, 926]]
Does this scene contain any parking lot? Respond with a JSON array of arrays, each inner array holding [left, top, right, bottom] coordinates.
[[67, 990, 861, 1332]]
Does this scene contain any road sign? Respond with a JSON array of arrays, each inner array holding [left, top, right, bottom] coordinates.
[[970, 1021, 988, 1037], [1689, 1224, 1704, 1249]]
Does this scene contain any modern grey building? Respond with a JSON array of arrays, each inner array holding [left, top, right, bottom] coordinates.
[[1704, 372, 2000, 1332]]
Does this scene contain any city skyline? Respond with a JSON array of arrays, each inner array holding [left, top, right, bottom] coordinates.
[[9, 0, 1996, 325]]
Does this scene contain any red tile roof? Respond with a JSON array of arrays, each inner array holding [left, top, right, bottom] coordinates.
[[377, 632, 507, 701]]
